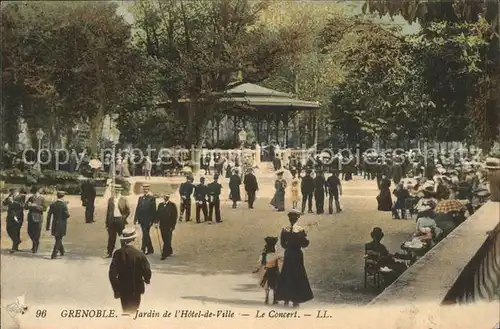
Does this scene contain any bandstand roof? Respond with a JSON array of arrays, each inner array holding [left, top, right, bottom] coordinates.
[[220, 83, 320, 111], [156, 83, 320, 113]]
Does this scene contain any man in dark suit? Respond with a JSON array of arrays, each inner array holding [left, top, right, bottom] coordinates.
[[25, 186, 47, 253], [3, 188, 27, 253], [194, 177, 209, 223], [154, 193, 178, 260], [81, 178, 97, 223], [243, 168, 258, 209], [301, 170, 315, 214], [208, 174, 222, 223], [314, 170, 326, 214], [105, 185, 131, 258], [46, 191, 70, 259], [134, 184, 156, 254], [326, 171, 342, 214], [109, 227, 152, 314], [179, 176, 194, 222]]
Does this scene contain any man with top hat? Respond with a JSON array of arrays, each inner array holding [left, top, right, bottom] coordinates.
[[105, 184, 131, 258], [135, 184, 157, 254], [208, 174, 223, 223], [179, 175, 194, 222], [301, 169, 315, 214], [46, 191, 70, 259], [109, 227, 152, 314], [154, 193, 178, 259], [244, 167, 259, 209], [194, 177, 209, 223]]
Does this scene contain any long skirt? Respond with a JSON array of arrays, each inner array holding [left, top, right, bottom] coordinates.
[[270, 191, 285, 211], [377, 188, 393, 211], [274, 249, 313, 303]]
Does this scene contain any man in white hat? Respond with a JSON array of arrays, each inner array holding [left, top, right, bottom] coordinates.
[[134, 184, 156, 255], [109, 227, 151, 314], [105, 185, 131, 258]]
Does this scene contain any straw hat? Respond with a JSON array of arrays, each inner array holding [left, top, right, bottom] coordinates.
[[119, 227, 137, 241], [484, 157, 500, 170]]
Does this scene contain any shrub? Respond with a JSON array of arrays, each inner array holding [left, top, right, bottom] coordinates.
[[0, 169, 130, 195]]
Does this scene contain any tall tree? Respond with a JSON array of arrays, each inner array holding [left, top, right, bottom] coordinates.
[[362, 0, 500, 150], [133, 0, 309, 148], [2, 2, 155, 153]]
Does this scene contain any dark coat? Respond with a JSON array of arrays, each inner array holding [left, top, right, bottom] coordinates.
[[392, 164, 403, 184], [194, 184, 209, 202], [134, 194, 156, 225], [109, 245, 152, 297], [243, 173, 258, 192], [46, 200, 70, 237], [155, 201, 178, 230], [301, 175, 315, 194], [25, 195, 46, 223], [3, 194, 26, 223], [106, 197, 131, 228], [274, 226, 314, 303], [229, 174, 241, 201], [207, 181, 222, 201], [179, 182, 194, 199], [81, 181, 97, 205]]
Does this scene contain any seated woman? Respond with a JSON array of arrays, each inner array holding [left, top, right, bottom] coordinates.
[[365, 227, 408, 285]]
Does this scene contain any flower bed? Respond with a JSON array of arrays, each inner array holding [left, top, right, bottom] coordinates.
[[0, 169, 130, 195]]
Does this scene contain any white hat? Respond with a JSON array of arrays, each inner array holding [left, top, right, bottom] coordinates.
[[119, 227, 137, 240], [484, 157, 500, 169]]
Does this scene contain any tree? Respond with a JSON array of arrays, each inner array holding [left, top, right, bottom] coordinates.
[[2, 2, 156, 153], [362, 0, 500, 150], [132, 0, 310, 148]]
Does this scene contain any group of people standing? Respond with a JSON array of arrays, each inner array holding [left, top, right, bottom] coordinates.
[[3, 187, 70, 259], [271, 169, 343, 215]]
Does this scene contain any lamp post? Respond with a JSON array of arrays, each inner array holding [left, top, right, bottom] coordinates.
[[34, 129, 45, 170], [109, 115, 120, 195]]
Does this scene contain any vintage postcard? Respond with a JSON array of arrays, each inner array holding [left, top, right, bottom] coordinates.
[[1, 0, 499, 328]]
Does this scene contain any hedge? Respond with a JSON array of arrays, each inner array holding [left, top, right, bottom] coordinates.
[[0, 169, 130, 195]]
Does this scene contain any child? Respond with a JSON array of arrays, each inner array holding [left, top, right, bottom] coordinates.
[[253, 236, 281, 305], [290, 170, 300, 209]]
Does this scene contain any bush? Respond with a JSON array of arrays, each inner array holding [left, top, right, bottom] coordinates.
[[0, 169, 131, 195]]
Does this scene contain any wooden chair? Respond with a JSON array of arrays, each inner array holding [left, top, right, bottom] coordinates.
[[364, 250, 381, 289]]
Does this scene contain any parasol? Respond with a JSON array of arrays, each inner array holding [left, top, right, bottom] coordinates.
[[434, 199, 466, 214], [89, 159, 102, 169], [182, 166, 192, 173]]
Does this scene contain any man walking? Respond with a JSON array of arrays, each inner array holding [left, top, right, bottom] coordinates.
[[243, 168, 258, 209], [109, 227, 152, 314], [105, 185, 130, 258], [134, 184, 156, 255], [81, 178, 96, 223], [301, 169, 315, 214], [314, 170, 326, 214], [3, 188, 26, 253], [154, 193, 178, 260], [194, 177, 209, 223], [208, 174, 223, 223], [326, 171, 342, 214], [46, 191, 70, 259], [179, 175, 194, 222], [25, 186, 46, 253]]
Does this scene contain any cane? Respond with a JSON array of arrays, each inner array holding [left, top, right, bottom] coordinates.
[[155, 225, 163, 252]]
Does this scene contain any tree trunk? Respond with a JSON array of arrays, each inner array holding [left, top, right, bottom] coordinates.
[[89, 107, 105, 156]]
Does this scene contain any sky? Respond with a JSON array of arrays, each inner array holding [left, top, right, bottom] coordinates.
[[115, 0, 421, 34]]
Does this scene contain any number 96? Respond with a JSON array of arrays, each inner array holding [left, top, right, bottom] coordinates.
[[35, 309, 47, 318]]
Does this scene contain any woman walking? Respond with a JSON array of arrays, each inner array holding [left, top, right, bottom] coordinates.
[[377, 174, 392, 211], [274, 209, 314, 307], [270, 171, 287, 212]]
